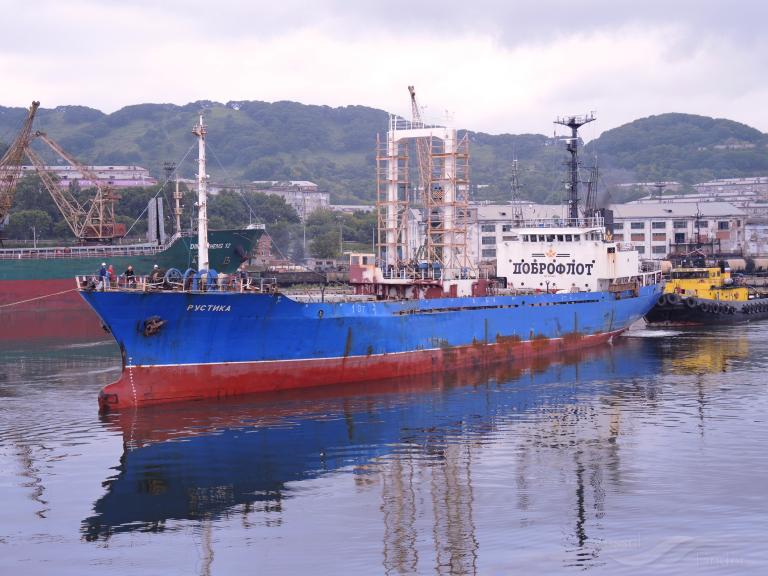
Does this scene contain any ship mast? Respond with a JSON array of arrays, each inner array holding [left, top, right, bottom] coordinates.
[[192, 114, 209, 270], [554, 113, 595, 222]]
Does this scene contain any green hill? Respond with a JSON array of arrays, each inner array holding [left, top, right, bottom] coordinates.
[[2, 101, 768, 206], [588, 113, 768, 191]]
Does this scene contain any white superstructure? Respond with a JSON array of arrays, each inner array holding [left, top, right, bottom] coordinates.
[[497, 217, 644, 293]]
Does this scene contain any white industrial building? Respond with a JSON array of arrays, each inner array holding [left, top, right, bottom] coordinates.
[[460, 201, 747, 264], [609, 202, 745, 258], [251, 180, 330, 220], [9, 164, 156, 188]]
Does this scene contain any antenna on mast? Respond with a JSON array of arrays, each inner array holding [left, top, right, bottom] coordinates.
[[554, 112, 595, 221], [510, 154, 523, 223]]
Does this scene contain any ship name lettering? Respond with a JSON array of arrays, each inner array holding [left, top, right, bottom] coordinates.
[[510, 261, 595, 276], [186, 304, 232, 312], [190, 243, 225, 249]]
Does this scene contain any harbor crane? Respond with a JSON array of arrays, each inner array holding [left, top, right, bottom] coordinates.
[[0, 101, 122, 243], [0, 101, 39, 228]]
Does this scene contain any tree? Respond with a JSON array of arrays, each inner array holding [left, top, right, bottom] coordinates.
[[5, 210, 53, 240], [310, 229, 341, 258]]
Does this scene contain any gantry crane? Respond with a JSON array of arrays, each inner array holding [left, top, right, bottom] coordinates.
[[0, 101, 122, 243]]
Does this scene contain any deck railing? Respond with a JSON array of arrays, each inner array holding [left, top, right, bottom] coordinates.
[[0, 233, 182, 261], [76, 271, 278, 295]]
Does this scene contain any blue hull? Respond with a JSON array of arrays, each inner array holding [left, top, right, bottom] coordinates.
[[83, 286, 661, 367], [79, 284, 662, 409]]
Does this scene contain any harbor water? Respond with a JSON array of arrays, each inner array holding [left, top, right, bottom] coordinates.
[[1, 324, 767, 575]]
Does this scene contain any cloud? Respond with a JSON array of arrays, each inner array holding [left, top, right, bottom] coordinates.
[[1, 0, 767, 137]]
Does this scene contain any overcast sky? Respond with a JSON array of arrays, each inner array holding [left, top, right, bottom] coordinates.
[[2, 0, 767, 138]]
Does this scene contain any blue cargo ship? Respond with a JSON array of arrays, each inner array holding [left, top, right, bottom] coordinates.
[[78, 110, 663, 410]]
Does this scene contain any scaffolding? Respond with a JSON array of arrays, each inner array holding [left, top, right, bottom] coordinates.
[[376, 129, 410, 267], [376, 112, 472, 279]]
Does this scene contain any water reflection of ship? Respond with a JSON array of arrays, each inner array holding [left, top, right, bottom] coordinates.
[[83, 338, 661, 572]]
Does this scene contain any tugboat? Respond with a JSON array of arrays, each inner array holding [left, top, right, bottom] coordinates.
[[645, 253, 768, 325]]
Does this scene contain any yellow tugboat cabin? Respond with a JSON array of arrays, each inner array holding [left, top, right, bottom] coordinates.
[[664, 266, 748, 302]]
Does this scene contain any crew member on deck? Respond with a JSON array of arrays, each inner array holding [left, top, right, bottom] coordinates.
[[123, 265, 136, 286], [97, 262, 107, 291]]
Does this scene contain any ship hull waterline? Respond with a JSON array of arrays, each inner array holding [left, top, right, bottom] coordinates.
[[100, 329, 622, 411], [645, 297, 768, 326], [82, 285, 662, 411]]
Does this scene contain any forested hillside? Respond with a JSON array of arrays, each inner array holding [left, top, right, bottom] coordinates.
[[2, 100, 768, 207]]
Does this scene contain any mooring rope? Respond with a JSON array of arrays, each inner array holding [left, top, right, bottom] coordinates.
[[0, 288, 77, 309]]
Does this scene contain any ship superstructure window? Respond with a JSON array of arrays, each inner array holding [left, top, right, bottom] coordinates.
[[630, 222, 645, 230], [557, 235, 564, 241], [573, 235, 580, 241], [652, 221, 666, 229], [546, 235, 555, 242], [565, 235, 573, 241], [671, 271, 708, 279]]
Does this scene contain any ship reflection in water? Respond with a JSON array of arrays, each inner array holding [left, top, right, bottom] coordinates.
[[3, 327, 767, 574], [83, 338, 669, 572]]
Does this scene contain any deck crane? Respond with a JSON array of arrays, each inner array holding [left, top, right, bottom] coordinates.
[[0, 101, 40, 229], [408, 86, 433, 203], [408, 86, 443, 263]]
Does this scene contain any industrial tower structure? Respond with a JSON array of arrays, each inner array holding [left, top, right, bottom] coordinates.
[[376, 88, 471, 278]]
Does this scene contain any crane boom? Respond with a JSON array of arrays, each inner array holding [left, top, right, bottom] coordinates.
[[408, 86, 432, 201], [32, 131, 121, 241], [24, 146, 86, 238], [0, 101, 40, 225]]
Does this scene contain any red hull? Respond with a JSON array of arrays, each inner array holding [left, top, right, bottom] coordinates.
[[99, 329, 623, 411], [0, 279, 108, 343]]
